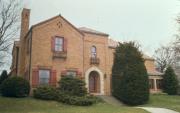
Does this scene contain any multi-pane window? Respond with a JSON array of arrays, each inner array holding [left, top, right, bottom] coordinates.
[[55, 37, 63, 52], [156, 79, 162, 89], [91, 46, 97, 58], [39, 70, 50, 85], [66, 71, 76, 77], [149, 79, 154, 89]]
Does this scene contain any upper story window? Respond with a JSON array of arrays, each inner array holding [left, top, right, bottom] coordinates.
[[91, 46, 97, 58], [55, 37, 63, 52], [39, 69, 50, 85]]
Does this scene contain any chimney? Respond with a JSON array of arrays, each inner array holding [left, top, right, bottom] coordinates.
[[20, 8, 30, 39]]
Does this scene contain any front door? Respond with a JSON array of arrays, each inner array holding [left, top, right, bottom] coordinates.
[[89, 71, 100, 93]]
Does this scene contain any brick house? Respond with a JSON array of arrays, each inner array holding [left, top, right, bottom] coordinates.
[[10, 8, 163, 95]]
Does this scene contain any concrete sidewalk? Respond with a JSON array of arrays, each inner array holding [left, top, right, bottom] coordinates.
[[137, 107, 179, 113]]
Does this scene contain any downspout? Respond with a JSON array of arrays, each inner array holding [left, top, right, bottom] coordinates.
[[28, 29, 33, 81]]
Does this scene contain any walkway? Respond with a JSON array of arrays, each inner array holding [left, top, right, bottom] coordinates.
[[98, 95, 123, 106], [137, 107, 179, 113], [98, 96, 179, 113]]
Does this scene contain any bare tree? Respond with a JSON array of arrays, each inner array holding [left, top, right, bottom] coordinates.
[[0, 0, 21, 67], [154, 46, 176, 73], [173, 15, 180, 55]]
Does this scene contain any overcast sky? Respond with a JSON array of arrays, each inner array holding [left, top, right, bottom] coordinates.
[[24, 0, 180, 55]]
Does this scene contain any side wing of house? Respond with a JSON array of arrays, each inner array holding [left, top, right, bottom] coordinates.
[[10, 41, 20, 76]]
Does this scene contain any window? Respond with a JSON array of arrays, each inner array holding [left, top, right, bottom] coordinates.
[[91, 46, 97, 58], [39, 70, 50, 85], [55, 37, 63, 52], [156, 79, 162, 89], [149, 79, 154, 89], [66, 71, 76, 77]]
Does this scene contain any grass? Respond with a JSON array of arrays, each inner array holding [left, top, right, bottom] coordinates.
[[0, 96, 148, 113], [0, 94, 179, 113], [141, 94, 180, 112]]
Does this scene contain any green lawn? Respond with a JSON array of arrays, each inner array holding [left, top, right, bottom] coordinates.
[[1, 94, 180, 113], [0, 96, 148, 113], [141, 94, 180, 112]]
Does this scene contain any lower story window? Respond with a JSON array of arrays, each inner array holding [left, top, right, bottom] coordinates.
[[66, 71, 76, 77], [149, 79, 154, 89], [156, 79, 162, 89], [39, 70, 50, 85]]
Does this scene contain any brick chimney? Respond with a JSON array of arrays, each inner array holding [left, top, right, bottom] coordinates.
[[20, 8, 30, 39]]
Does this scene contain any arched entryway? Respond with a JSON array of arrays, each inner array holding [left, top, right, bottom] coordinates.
[[89, 71, 100, 93], [85, 67, 104, 95]]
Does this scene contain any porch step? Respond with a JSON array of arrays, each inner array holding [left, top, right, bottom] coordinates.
[[98, 95, 123, 106]]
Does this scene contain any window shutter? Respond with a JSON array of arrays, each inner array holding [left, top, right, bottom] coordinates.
[[50, 70, 57, 86], [51, 37, 55, 51], [63, 38, 67, 52], [32, 69, 39, 87]]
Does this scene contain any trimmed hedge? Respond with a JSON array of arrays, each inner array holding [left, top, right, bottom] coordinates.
[[58, 76, 87, 97], [57, 94, 93, 106], [1, 77, 30, 97], [33, 77, 101, 106], [33, 86, 59, 100]]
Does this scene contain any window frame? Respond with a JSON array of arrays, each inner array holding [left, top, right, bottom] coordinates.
[[38, 69, 51, 85], [54, 36, 64, 52]]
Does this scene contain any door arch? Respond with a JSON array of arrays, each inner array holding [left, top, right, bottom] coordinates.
[[85, 67, 104, 95]]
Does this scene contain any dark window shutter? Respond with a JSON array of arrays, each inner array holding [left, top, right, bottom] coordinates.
[[50, 70, 57, 86], [32, 69, 39, 87], [51, 37, 55, 52], [63, 38, 67, 52]]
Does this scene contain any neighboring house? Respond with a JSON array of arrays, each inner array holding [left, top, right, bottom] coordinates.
[[10, 8, 162, 95]]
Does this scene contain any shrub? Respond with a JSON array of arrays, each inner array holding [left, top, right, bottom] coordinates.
[[58, 76, 87, 97], [163, 66, 179, 95], [112, 42, 149, 105], [1, 76, 30, 97], [32, 76, 100, 106], [0, 70, 8, 85], [33, 86, 59, 100], [57, 93, 95, 106]]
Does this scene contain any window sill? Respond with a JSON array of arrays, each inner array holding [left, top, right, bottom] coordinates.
[[53, 51, 67, 59]]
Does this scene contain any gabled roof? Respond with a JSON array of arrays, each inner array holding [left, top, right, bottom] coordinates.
[[25, 15, 84, 39], [78, 27, 109, 36]]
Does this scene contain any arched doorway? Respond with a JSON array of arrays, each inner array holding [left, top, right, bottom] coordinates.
[[85, 66, 104, 95], [89, 71, 100, 93]]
